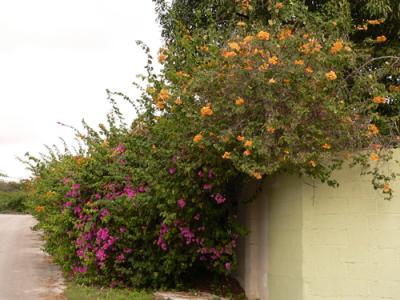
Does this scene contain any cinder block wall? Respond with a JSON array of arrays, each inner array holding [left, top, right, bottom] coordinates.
[[236, 151, 400, 300]]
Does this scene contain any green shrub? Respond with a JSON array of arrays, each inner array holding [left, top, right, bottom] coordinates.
[[25, 0, 400, 291]]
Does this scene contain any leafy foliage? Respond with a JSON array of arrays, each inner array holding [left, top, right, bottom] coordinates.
[[26, 0, 400, 290]]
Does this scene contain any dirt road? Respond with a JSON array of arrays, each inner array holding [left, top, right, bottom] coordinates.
[[0, 214, 65, 299]]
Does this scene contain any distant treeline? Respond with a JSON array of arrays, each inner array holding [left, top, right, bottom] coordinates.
[[0, 180, 27, 213]]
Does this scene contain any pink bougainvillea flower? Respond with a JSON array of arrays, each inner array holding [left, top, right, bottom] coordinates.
[[214, 193, 226, 204], [198, 170, 205, 177], [124, 186, 136, 198], [203, 183, 213, 190], [208, 169, 214, 179], [119, 226, 127, 233], [194, 213, 201, 221], [116, 253, 125, 262], [63, 201, 73, 208], [96, 248, 106, 261], [138, 185, 146, 193], [168, 167, 177, 175], [177, 198, 186, 209], [225, 262, 232, 270]]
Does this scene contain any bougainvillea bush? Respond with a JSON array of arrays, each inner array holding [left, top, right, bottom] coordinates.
[[26, 0, 400, 289]]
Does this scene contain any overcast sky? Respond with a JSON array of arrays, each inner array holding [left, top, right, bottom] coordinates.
[[0, 1, 163, 180]]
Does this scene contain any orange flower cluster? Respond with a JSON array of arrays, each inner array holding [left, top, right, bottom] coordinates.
[[368, 124, 379, 135], [235, 97, 245, 106], [237, 135, 245, 142], [268, 56, 279, 65], [330, 40, 344, 54], [158, 52, 167, 63], [383, 183, 391, 193], [222, 152, 232, 159], [222, 51, 237, 58], [368, 19, 384, 25], [370, 153, 379, 161], [257, 31, 270, 41], [322, 143, 331, 150], [252, 172, 263, 180], [200, 105, 213, 117], [193, 134, 203, 143], [294, 59, 304, 65], [35, 205, 45, 213], [278, 28, 293, 41], [325, 71, 337, 81], [299, 39, 322, 54], [228, 42, 241, 51], [305, 66, 314, 74], [275, 2, 283, 9], [376, 35, 387, 43], [175, 98, 183, 105], [244, 140, 253, 148], [373, 96, 385, 104]]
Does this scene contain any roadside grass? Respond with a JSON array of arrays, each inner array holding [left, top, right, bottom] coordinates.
[[65, 283, 153, 300]]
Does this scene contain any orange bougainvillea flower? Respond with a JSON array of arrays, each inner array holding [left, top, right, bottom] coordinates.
[[325, 71, 337, 81], [244, 140, 253, 147], [267, 127, 276, 133], [294, 59, 304, 65], [376, 35, 387, 43], [275, 2, 283, 9], [237, 135, 245, 142], [268, 78, 277, 84], [158, 53, 167, 63], [330, 40, 344, 54], [243, 149, 252, 156], [299, 39, 322, 54], [193, 134, 203, 143], [175, 98, 183, 105], [200, 105, 213, 117], [35, 205, 45, 213], [383, 183, 391, 193], [278, 28, 293, 40], [368, 19, 383, 25], [200, 45, 209, 52], [252, 172, 263, 180], [256, 31, 270, 41], [370, 153, 379, 161], [228, 42, 241, 51], [243, 35, 254, 44], [158, 89, 170, 101], [222, 152, 232, 159], [156, 101, 165, 110], [305, 66, 314, 74], [268, 56, 279, 65], [222, 51, 237, 58], [235, 97, 245, 106], [237, 21, 247, 27], [309, 160, 317, 167], [322, 143, 331, 150], [356, 24, 368, 31], [368, 124, 379, 135], [373, 96, 385, 104]]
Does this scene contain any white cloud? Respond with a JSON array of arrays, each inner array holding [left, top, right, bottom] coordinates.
[[0, 0, 162, 180]]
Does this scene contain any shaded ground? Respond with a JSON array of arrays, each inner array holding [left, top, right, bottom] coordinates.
[[0, 214, 65, 299]]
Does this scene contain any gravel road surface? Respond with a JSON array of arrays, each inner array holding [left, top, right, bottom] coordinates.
[[0, 214, 65, 299]]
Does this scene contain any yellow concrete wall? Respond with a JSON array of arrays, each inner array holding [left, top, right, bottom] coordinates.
[[236, 152, 400, 300]]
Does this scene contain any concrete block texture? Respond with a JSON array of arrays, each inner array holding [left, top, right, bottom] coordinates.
[[235, 150, 400, 300]]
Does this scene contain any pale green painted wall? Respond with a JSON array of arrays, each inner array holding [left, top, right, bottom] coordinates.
[[236, 151, 400, 300]]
